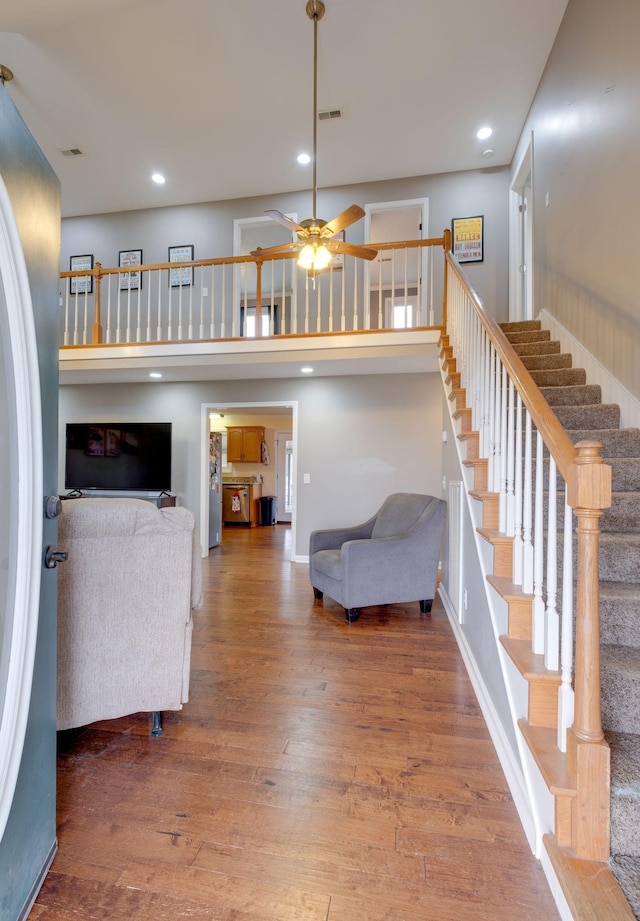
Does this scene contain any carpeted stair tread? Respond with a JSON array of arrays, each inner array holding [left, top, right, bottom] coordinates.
[[500, 320, 542, 332], [564, 428, 640, 457], [513, 340, 561, 357], [600, 584, 640, 647], [503, 329, 551, 344], [599, 534, 640, 583], [520, 353, 574, 371], [555, 492, 640, 533], [601, 645, 640, 735], [529, 367, 587, 387], [607, 730, 640, 857], [551, 402, 621, 429], [540, 384, 602, 406], [610, 856, 640, 918]]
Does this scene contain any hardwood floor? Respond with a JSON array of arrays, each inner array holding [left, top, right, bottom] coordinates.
[[31, 524, 559, 921]]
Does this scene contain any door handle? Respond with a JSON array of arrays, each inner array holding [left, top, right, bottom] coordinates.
[[44, 495, 62, 519], [44, 546, 68, 569]]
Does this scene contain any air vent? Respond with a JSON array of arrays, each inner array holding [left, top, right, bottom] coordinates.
[[318, 108, 342, 121], [60, 148, 84, 157]]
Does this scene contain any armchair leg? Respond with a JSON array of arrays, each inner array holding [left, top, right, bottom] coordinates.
[[345, 608, 361, 623], [151, 711, 163, 737], [313, 587, 324, 600], [419, 599, 433, 614]]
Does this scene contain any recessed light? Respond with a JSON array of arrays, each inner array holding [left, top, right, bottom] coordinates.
[[151, 173, 166, 184], [301, 366, 314, 374], [149, 372, 162, 379], [476, 126, 493, 140], [297, 153, 311, 165]]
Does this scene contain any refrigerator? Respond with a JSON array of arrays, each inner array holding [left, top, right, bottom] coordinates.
[[209, 431, 223, 547]]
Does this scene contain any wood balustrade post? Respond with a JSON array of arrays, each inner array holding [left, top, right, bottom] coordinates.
[[565, 440, 612, 860], [442, 229, 451, 328], [91, 262, 103, 344], [255, 258, 263, 338]]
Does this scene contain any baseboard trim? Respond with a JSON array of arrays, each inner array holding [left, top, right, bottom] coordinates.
[[438, 584, 537, 849], [17, 838, 57, 921]]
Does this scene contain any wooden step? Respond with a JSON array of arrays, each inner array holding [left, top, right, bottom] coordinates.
[[500, 637, 561, 729], [477, 527, 513, 577], [448, 387, 467, 412], [469, 489, 498, 528], [462, 456, 487, 491], [486, 574, 532, 641], [458, 430, 479, 461], [519, 720, 575, 847], [453, 406, 472, 433], [544, 833, 636, 921]]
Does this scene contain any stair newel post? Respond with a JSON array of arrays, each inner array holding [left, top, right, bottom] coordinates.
[[92, 261, 103, 344], [566, 439, 612, 860]]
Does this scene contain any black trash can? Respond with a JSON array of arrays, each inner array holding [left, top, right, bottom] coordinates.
[[259, 495, 277, 526]]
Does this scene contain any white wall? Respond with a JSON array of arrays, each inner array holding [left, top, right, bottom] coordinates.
[[60, 372, 444, 559], [61, 167, 511, 321], [512, 0, 640, 400]]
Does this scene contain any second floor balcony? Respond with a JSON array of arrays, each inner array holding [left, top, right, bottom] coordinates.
[[59, 234, 450, 382]]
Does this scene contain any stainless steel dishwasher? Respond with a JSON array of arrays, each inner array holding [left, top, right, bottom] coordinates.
[[222, 484, 251, 524]]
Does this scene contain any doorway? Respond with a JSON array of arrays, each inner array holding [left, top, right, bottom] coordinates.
[[363, 198, 429, 327], [509, 137, 534, 322], [200, 402, 297, 559], [275, 431, 293, 523]]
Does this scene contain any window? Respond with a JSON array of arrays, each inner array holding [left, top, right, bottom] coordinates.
[[240, 304, 279, 337], [385, 296, 415, 329]]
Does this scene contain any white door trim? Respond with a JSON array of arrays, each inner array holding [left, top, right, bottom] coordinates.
[[509, 134, 534, 321], [0, 174, 43, 841]]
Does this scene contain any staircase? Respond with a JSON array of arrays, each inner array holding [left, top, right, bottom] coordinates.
[[502, 320, 640, 918]]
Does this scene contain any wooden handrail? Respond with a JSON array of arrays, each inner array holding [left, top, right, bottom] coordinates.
[[443, 246, 612, 860]]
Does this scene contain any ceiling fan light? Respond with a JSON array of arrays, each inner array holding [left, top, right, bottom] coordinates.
[[297, 244, 316, 269], [313, 244, 331, 270]]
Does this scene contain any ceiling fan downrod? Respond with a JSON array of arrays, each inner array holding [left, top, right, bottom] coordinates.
[[306, 0, 325, 221]]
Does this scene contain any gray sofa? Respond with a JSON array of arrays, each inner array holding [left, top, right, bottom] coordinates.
[[309, 492, 446, 622], [57, 497, 203, 734]]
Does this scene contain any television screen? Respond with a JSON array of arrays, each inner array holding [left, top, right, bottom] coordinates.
[[65, 423, 172, 492]]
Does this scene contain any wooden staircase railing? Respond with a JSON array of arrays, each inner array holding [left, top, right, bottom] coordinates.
[[441, 249, 612, 863]]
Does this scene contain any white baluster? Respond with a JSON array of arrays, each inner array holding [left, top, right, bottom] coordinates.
[[513, 393, 524, 585], [506, 378, 515, 536], [155, 270, 162, 341], [523, 411, 534, 594], [487, 344, 496, 490], [145, 271, 152, 342], [532, 431, 545, 654], [545, 456, 559, 670], [105, 277, 112, 344], [353, 259, 358, 330], [558, 494, 575, 751], [498, 364, 508, 532]]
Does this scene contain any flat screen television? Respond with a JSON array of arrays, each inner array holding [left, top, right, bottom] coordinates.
[[65, 422, 172, 492]]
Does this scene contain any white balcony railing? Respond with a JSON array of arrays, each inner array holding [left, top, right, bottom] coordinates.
[[59, 237, 446, 347]]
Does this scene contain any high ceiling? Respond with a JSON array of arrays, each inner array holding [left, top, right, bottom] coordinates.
[[0, 0, 568, 219]]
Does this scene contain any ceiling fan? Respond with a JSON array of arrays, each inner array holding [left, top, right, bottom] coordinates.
[[252, 0, 378, 273]]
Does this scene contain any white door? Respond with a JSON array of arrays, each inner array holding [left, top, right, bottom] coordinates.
[[275, 431, 293, 523]]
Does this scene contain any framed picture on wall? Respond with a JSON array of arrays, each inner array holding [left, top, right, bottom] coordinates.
[[69, 254, 94, 295], [168, 244, 194, 287], [118, 249, 143, 291], [451, 215, 484, 263]]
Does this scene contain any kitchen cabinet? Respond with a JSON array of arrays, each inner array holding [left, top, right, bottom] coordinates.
[[227, 426, 265, 463]]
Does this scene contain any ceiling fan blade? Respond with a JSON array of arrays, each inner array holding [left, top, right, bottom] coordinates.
[[321, 204, 366, 238], [328, 240, 379, 261], [251, 242, 301, 258], [264, 210, 307, 236]]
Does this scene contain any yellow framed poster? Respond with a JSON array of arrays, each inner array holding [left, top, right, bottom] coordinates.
[[452, 215, 484, 263]]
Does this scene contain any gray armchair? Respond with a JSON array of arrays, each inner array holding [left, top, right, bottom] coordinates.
[[309, 493, 446, 623]]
